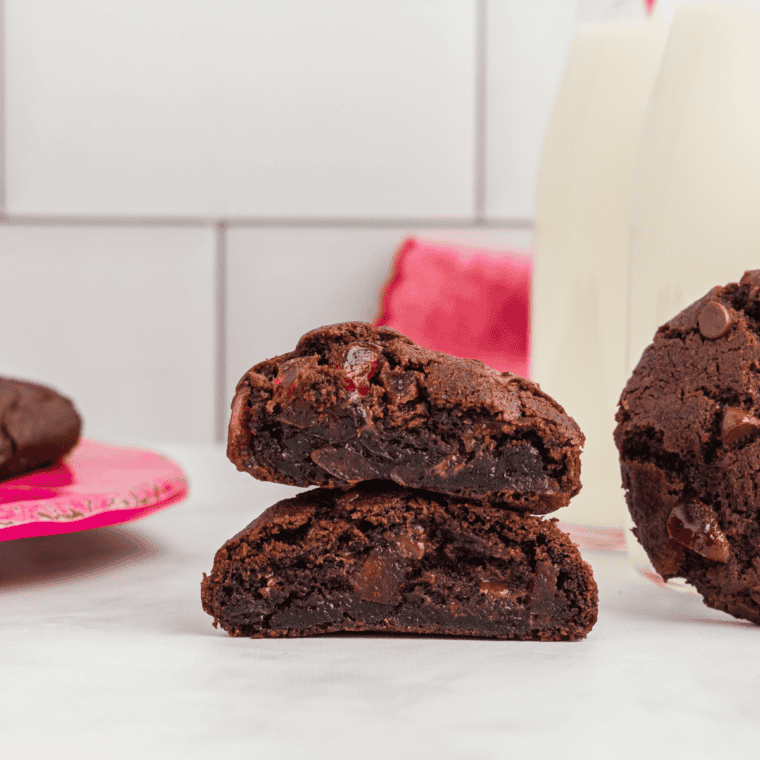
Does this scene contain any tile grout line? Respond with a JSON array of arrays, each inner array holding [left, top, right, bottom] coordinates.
[[474, 0, 488, 222], [0, 214, 534, 230], [215, 221, 228, 443]]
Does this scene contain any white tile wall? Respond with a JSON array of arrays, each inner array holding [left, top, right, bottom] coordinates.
[[0, 1, 575, 442], [485, 0, 575, 220], [6, 0, 477, 218], [0, 225, 216, 442]]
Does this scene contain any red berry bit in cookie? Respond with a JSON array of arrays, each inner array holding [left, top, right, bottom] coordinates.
[[341, 344, 380, 396]]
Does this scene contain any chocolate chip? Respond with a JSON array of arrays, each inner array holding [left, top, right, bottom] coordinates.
[[666, 499, 730, 563], [311, 444, 382, 483], [385, 369, 419, 405], [386, 527, 426, 560], [272, 356, 315, 401], [271, 356, 322, 427], [352, 548, 406, 605], [479, 580, 517, 603], [721, 407, 760, 445], [698, 301, 732, 339]]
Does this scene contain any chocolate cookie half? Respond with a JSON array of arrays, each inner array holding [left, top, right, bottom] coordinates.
[[615, 270, 760, 624], [0, 377, 82, 481], [228, 322, 583, 514], [201, 482, 598, 641]]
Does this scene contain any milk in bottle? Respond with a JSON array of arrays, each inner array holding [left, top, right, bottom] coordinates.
[[533, 1, 670, 540], [627, 0, 760, 575]]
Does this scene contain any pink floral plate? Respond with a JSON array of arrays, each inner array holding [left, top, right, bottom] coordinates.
[[0, 439, 188, 542]]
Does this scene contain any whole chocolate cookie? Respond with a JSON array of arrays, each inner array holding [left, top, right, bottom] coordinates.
[[201, 482, 598, 641], [0, 377, 82, 480], [615, 270, 760, 624], [228, 322, 583, 514]]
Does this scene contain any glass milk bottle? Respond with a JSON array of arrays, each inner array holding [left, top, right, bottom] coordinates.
[[532, 0, 670, 547], [627, 0, 760, 579]]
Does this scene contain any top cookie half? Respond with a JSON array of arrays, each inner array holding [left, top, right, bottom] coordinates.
[[228, 322, 583, 514]]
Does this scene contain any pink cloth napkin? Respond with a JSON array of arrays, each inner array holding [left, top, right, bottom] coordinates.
[[374, 237, 531, 378]]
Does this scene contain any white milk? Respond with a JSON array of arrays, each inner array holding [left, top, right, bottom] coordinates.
[[533, 18, 670, 533], [627, 1, 760, 571], [630, 1, 760, 368]]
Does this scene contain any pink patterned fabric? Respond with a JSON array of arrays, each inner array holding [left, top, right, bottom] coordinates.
[[375, 237, 531, 378], [0, 439, 188, 541]]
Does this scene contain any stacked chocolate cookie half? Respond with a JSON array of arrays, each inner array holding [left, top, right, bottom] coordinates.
[[202, 322, 597, 640]]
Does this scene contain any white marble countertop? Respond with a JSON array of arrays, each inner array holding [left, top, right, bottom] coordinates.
[[2, 443, 757, 758]]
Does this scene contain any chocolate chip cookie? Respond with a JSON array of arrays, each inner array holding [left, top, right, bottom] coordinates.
[[0, 377, 82, 480], [615, 270, 760, 623], [228, 322, 583, 514], [201, 481, 598, 640]]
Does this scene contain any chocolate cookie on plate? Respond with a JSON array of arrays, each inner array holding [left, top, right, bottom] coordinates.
[[228, 322, 583, 514], [615, 270, 760, 623], [0, 377, 82, 481], [201, 481, 598, 641]]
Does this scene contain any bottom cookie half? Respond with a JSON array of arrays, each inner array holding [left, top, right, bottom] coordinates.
[[201, 483, 597, 641]]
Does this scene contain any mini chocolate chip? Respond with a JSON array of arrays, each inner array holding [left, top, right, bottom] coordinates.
[[721, 407, 760, 445], [666, 499, 730, 563], [698, 300, 732, 339]]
